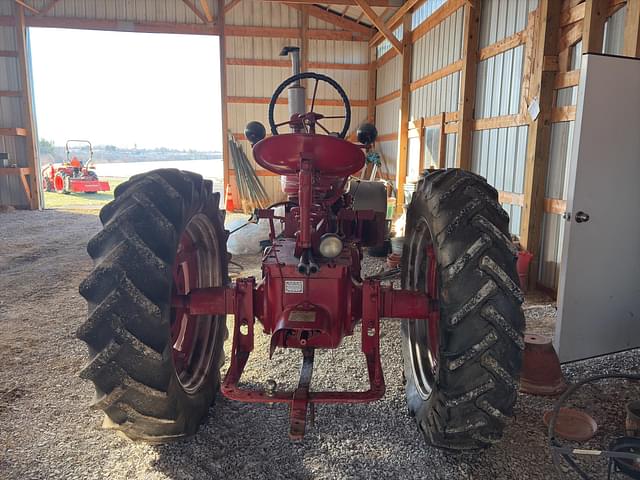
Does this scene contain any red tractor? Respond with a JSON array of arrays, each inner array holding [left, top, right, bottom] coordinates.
[[41, 140, 110, 194], [77, 48, 524, 450]]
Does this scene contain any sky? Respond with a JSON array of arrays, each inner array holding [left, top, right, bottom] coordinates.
[[29, 28, 222, 151]]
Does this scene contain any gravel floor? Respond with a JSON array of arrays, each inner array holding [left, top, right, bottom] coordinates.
[[0, 208, 638, 480]]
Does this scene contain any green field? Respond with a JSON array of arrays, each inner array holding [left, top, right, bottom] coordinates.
[[44, 177, 126, 211]]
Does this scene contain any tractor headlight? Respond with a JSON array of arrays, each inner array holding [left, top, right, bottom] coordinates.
[[319, 234, 343, 259]]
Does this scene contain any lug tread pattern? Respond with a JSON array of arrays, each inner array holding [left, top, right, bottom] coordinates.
[[401, 168, 525, 451], [77, 169, 228, 442]]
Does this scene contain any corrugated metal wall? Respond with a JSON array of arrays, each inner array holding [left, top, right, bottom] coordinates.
[[0, 2, 29, 207], [407, 5, 463, 178], [27, 0, 219, 23], [471, 0, 537, 236], [374, 54, 401, 177], [225, 1, 371, 201], [538, 4, 628, 290]]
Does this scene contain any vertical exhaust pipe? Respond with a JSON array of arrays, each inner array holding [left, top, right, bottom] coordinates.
[[280, 46, 306, 123]]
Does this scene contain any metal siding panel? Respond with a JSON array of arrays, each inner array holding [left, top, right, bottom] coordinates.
[[509, 205, 521, 235], [603, 5, 627, 55], [504, 127, 516, 192], [514, 125, 527, 193], [445, 133, 456, 168], [510, 45, 523, 113], [378, 140, 397, 176], [538, 213, 563, 289]]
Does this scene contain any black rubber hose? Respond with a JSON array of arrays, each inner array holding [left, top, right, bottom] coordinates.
[[548, 372, 640, 478]]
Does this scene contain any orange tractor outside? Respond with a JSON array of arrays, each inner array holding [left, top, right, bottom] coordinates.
[[41, 139, 110, 194]]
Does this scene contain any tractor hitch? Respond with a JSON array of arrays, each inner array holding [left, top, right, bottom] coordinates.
[[171, 279, 433, 439]]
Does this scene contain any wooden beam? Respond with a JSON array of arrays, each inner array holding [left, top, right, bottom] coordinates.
[[394, 14, 412, 211], [559, 20, 584, 51], [224, 0, 242, 14], [438, 113, 446, 168], [456, 1, 481, 170], [472, 114, 527, 131], [0, 50, 18, 57], [14, 1, 39, 15], [223, 25, 369, 41], [520, 0, 562, 285], [16, 5, 39, 210], [181, 0, 209, 23], [478, 30, 527, 61], [287, 3, 374, 37], [499, 191, 525, 206], [544, 198, 567, 214], [409, 60, 463, 91], [377, 132, 398, 142], [376, 47, 397, 67], [623, 0, 640, 57], [225, 58, 370, 70], [370, 0, 422, 46], [354, 0, 402, 53], [554, 69, 580, 88], [411, 0, 466, 43], [198, 0, 214, 22], [560, 2, 586, 27], [264, 0, 402, 5], [550, 105, 577, 122], [301, 5, 309, 73], [227, 96, 369, 107], [374, 89, 400, 105], [39, 0, 61, 16], [308, 61, 370, 71], [0, 90, 22, 97], [22, 15, 222, 35], [367, 48, 377, 122], [582, 0, 608, 53], [217, 0, 230, 194], [0, 128, 28, 136]]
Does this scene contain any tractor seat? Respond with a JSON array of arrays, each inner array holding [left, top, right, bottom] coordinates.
[[252, 133, 365, 176]]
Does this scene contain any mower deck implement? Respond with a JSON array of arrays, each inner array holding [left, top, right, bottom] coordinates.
[[77, 50, 524, 449], [42, 139, 110, 194]]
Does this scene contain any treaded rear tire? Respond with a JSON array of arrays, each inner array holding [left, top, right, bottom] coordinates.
[[77, 169, 228, 443], [401, 168, 525, 450]]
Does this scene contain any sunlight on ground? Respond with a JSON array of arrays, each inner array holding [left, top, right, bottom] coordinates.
[[43, 177, 125, 211]]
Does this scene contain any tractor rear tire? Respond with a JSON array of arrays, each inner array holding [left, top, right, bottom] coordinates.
[[77, 169, 229, 443], [54, 173, 66, 193], [401, 168, 524, 450]]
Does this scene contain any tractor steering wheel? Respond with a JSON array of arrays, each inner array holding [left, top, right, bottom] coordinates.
[[268, 72, 351, 139]]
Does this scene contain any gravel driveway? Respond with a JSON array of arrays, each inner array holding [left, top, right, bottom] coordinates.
[[0, 208, 637, 480]]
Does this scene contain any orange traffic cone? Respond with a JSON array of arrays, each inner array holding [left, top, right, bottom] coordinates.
[[225, 184, 235, 212]]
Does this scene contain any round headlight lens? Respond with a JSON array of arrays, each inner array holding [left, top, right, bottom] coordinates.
[[319, 234, 343, 259]]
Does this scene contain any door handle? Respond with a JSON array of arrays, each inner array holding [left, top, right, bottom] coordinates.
[[575, 211, 590, 223]]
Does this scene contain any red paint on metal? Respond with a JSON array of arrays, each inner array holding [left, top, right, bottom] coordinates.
[[252, 133, 365, 176], [166, 125, 440, 438]]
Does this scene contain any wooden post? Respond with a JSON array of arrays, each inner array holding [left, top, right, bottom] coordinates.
[[394, 13, 412, 212], [217, 0, 230, 197], [16, 5, 39, 210], [455, 0, 481, 171], [623, 0, 640, 58], [438, 112, 446, 168], [367, 47, 377, 123], [520, 0, 561, 286], [300, 5, 309, 72], [582, 0, 608, 53]]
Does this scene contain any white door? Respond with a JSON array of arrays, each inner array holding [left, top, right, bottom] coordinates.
[[555, 54, 640, 362]]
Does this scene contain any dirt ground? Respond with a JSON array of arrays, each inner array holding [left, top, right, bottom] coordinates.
[[0, 208, 638, 480]]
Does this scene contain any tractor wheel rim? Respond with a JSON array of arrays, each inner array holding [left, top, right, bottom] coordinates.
[[170, 213, 223, 395], [406, 218, 440, 399], [54, 175, 64, 192]]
